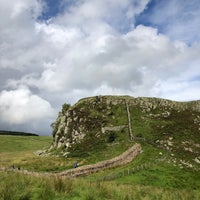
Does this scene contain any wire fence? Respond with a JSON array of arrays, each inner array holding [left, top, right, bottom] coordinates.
[[90, 157, 167, 183]]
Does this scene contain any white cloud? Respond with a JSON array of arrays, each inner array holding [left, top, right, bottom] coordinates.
[[0, 87, 55, 124], [5, 23, 200, 100], [0, 0, 200, 134], [0, 0, 44, 70], [153, 79, 200, 102], [143, 0, 200, 44], [56, 0, 150, 32]]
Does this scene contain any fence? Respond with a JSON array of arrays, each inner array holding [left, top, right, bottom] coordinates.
[[91, 157, 167, 183]]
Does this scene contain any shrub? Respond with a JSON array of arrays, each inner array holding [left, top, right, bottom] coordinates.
[[107, 132, 117, 143], [62, 103, 71, 113]]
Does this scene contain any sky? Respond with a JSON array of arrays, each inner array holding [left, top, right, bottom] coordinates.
[[0, 0, 200, 135]]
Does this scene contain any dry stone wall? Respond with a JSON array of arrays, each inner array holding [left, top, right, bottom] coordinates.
[[60, 143, 141, 177]]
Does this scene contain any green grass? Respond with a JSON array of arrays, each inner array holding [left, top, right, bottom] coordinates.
[[0, 135, 50, 152], [0, 135, 50, 169], [0, 135, 77, 172], [0, 133, 200, 199], [0, 134, 131, 172], [115, 163, 200, 190], [0, 172, 199, 200], [86, 143, 200, 192]]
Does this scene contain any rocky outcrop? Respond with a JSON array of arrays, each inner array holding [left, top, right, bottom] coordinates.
[[50, 96, 131, 152]]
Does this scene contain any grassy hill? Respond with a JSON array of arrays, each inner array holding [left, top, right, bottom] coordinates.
[[0, 96, 200, 199], [51, 96, 200, 170]]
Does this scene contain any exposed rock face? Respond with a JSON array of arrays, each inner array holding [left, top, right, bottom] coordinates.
[[51, 95, 200, 156], [51, 96, 127, 151]]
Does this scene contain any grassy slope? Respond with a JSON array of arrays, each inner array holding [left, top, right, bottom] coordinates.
[[66, 97, 200, 171], [0, 96, 200, 199], [74, 97, 200, 195], [0, 135, 50, 152], [0, 135, 77, 172], [0, 135, 199, 199], [122, 102, 200, 189]]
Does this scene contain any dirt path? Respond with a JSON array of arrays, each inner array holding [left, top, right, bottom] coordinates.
[[1, 143, 141, 178]]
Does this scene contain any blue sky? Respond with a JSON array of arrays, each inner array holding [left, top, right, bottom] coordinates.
[[135, 0, 200, 44], [39, 0, 66, 20], [41, 0, 200, 44], [0, 0, 200, 134]]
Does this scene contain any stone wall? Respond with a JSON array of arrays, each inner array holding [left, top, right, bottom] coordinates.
[[60, 143, 141, 177]]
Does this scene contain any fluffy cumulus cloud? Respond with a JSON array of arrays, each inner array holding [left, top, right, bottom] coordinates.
[[0, 0, 200, 134], [0, 87, 54, 124], [137, 0, 200, 44]]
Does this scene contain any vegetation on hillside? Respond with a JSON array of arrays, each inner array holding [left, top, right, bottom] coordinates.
[[51, 96, 200, 171]]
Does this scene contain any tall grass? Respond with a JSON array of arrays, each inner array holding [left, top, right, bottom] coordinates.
[[0, 172, 74, 200], [1, 172, 199, 200], [0, 135, 78, 172]]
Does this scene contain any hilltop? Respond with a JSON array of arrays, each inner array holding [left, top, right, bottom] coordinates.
[[50, 95, 200, 170]]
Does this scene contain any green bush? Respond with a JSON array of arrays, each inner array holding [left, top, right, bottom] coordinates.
[[62, 103, 71, 113], [107, 132, 117, 143]]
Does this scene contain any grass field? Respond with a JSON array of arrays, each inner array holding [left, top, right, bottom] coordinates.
[[0, 135, 78, 172], [0, 135, 50, 153], [0, 135, 200, 199], [1, 172, 199, 200]]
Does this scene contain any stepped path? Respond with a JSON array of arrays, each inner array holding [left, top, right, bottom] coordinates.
[[0, 143, 141, 178]]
